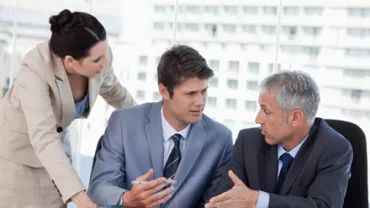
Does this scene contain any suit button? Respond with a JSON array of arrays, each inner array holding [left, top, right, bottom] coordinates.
[[57, 189, 62, 197], [57, 127, 63, 133]]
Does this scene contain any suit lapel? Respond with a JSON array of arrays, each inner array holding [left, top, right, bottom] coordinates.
[[172, 122, 206, 196], [145, 102, 165, 179], [52, 54, 75, 128], [260, 144, 278, 193], [280, 119, 320, 195]]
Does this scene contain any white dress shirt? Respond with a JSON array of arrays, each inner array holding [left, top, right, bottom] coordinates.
[[161, 106, 190, 165], [256, 136, 308, 208]]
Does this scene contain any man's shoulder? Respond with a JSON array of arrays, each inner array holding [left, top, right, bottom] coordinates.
[[110, 102, 156, 121], [239, 127, 263, 136], [234, 127, 266, 148], [315, 119, 352, 152]]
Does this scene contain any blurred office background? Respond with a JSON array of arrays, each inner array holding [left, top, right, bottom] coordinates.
[[1, 0, 369, 207]]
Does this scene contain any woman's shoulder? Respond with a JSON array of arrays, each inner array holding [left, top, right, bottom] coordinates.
[[20, 40, 55, 78], [23, 40, 52, 65]]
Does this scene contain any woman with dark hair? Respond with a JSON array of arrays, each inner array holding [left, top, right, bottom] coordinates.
[[0, 9, 136, 208]]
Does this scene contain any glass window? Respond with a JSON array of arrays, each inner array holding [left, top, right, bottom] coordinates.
[[302, 27, 321, 36], [137, 72, 147, 81], [242, 25, 257, 34], [350, 89, 363, 103], [345, 49, 370, 57], [228, 61, 239, 73], [155, 56, 161, 66], [223, 24, 237, 33], [224, 6, 238, 15], [153, 74, 158, 81], [185, 23, 199, 32], [210, 78, 218, 87], [138, 55, 148, 65], [245, 100, 257, 111], [268, 63, 274, 74], [283, 7, 300, 15], [243, 6, 258, 15], [248, 62, 260, 74], [223, 119, 236, 129], [227, 79, 238, 89], [186, 6, 201, 14], [207, 96, 217, 107], [365, 9, 370, 17], [347, 28, 370, 38], [282, 26, 297, 37], [261, 26, 276, 35], [208, 59, 220, 71], [247, 81, 259, 91], [154, 5, 166, 13], [342, 109, 370, 119], [153, 92, 161, 101], [204, 6, 218, 15], [136, 90, 146, 100], [303, 7, 323, 16], [348, 8, 363, 17], [243, 121, 257, 128], [153, 22, 165, 30], [225, 98, 237, 109], [343, 68, 370, 78], [303, 47, 320, 58], [263, 7, 277, 15]]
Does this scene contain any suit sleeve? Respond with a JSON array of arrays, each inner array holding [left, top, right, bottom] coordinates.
[[87, 110, 127, 206], [209, 130, 249, 197], [268, 138, 353, 208], [198, 129, 233, 205], [16, 67, 84, 203], [99, 47, 136, 109]]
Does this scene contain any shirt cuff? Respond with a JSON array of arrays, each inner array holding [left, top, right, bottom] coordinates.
[[256, 191, 270, 208]]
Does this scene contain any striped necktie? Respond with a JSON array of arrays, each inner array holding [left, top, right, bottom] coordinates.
[[163, 134, 182, 179]]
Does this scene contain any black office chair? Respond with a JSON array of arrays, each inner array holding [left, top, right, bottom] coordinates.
[[325, 119, 368, 208]]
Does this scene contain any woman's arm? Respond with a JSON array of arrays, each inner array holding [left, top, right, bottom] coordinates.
[[99, 47, 136, 109], [15, 66, 85, 203]]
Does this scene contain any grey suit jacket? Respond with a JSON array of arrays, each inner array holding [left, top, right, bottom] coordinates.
[[212, 118, 353, 208], [88, 101, 233, 207]]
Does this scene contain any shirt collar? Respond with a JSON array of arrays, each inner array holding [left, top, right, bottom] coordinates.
[[277, 135, 308, 160], [161, 106, 190, 142]]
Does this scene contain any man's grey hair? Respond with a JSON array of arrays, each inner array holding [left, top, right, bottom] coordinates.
[[260, 71, 320, 122]]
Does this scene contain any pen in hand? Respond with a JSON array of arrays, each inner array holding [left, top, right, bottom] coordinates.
[[131, 180, 178, 185]]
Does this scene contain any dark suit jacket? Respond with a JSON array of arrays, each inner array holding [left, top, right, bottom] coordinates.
[[212, 118, 353, 208]]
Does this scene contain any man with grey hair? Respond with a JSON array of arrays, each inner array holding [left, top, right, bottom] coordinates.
[[207, 71, 353, 208]]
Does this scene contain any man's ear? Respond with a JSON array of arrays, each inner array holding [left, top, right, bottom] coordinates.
[[291, 110, 304, 127], [159, 83, 169, 100]]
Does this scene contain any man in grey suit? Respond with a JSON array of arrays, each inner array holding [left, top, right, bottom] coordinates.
[[206, 71, 353, 208], [88, 45, 233, 207]]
